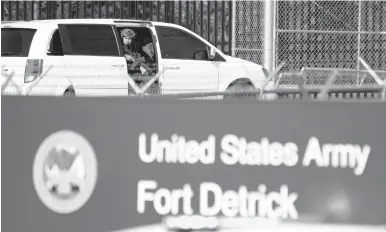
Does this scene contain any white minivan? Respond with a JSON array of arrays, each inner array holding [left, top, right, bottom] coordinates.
[[1, 19, 272, 97]]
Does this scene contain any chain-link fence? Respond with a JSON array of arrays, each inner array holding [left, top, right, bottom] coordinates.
[[233, 0, 385, 87], [275, 0, 386, 86], [233, 0, 264, 64]]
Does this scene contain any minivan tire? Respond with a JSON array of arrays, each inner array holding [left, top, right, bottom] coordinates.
[[224, 83, 256, 99], [63, 87, 76, 97]]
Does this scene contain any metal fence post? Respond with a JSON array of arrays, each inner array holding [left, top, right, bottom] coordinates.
[[272, 0, 277, 70], [1, 1, 4, 21], [356, 0, 362, 84], [263, 0, 275, 74], [231, 0, 236, 56]]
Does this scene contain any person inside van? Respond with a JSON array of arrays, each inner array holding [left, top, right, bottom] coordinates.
[[120, 28, 151, 75]]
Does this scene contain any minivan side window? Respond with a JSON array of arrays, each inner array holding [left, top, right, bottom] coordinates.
[[155, 26, 208, 60], [1, 28, 37, 57], [48, 30, 64, 55], [61, 25, 119, 56]]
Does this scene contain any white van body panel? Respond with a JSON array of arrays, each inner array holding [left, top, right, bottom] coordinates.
[[2, 19, 270, 96]]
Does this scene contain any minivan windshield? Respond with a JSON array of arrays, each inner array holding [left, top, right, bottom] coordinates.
[[1, 28, 36, 57]]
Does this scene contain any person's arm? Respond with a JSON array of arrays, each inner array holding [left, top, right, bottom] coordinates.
[[125, 54, 136, 62]]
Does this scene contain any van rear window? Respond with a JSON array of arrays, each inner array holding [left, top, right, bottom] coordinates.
[[1, 28, 37, 57]]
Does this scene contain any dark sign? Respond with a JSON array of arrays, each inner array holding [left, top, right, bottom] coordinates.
[[2, 96, 386, 232]]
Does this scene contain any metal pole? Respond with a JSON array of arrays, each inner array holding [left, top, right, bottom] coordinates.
[[16, 1, 19, 20], [272, 0, 277, 70], [84, 1, 88, 18], [143, 1, 146, 20], [38, 1, 42, 19], [193, 1, 196, 32], [98, 1, 101, 18], [157, 1, 159, 21], [178, 1, 181, 25], [48, 1, 53, 19], [107, 1, 110, 19], [88, 1, 91, 18], [171, 1, 175, 23], [201, 1, 204, 36], [214, 1, 218, 47], [1, 1, 4, 21], [134, 1, 138, 19], [207, 1, 210, 41], [76, 1, 79, 18], [263, 0, 274, 73], [31, 1, 34, 20], [231, 0, 236, 56], [24, 1, 27, 20], [357, 0, 362, 85], [69, 1, 72, 19], [113, 1, 116, 18], [186, 1, 189, 28], [164, 1, 167, 22], [221, 1, 225, 52]]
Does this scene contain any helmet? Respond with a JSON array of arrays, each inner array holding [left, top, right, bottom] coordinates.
[[120, 29, 136, 38]]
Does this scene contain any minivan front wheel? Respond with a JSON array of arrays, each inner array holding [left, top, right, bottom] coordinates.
[[63, 87, 76, 97], [224, 83, 256, 99]]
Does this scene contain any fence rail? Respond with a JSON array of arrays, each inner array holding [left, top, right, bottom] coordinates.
[[276, 68, 386, 87], [124, 85, 385, 100]]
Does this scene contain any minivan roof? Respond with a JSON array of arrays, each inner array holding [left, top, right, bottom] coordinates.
[[1, 19, 173, 29]]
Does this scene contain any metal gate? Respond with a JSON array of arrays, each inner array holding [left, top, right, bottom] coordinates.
[[1, 0, 233, 54]]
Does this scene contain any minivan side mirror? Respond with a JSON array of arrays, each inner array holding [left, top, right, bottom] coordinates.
[[207, 46, 216, 60], [193, 50, 208, 60]]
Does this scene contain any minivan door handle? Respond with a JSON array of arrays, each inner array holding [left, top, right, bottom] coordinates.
[[167, 66, 180, 70], [111, 64, 124, 67]]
